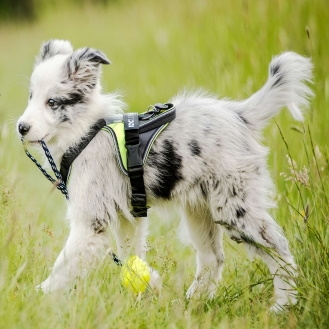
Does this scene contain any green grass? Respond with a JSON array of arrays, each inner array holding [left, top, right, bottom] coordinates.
[[0, 0, 328, 327]]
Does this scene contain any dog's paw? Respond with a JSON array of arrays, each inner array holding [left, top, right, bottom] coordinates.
[[186, 280, 206, 299], [35, 280, 51, 293], [186, 279, 217, 300], [35, 277, 58, 293], [269, 293, 298, 313]]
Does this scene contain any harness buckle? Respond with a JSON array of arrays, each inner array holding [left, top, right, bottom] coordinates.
[[130, 193, 148, 218], [125, 143, 143, 169]]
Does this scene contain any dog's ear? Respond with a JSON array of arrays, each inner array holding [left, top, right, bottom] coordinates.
[[65, 47, 111, 86], [70, 47, 111, 66], [35, 40, 73, 65]]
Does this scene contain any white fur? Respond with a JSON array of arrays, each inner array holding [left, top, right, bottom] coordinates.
[[17, 40, 313, 311]]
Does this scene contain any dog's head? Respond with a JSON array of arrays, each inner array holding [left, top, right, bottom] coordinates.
[[17, 39, 110, 144]]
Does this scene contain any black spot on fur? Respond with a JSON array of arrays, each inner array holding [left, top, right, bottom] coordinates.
[[200, 182, 207, 198], [259, 225, 274, 247], [59, 112, 70, 123], [236, 206, 246, 218], [231, 186, 237, 197], [147, 149, 158, 168], [238, 113, 249, 125], [213, 180, 219, 190], [270, 63, 280, 76], [273, 74, 284, 87], [78, 48, 89, 61], [67, 92, 84, 104], [270, 63, 285, 87], [91, 218, 107, 234], [114, 201, 120, 211], [57, 93, 84, 107], [148, 139, 183, 199], [188, 139, 201, 156], [42, 42, 50, 61]]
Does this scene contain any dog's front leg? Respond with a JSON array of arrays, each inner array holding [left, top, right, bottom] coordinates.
[[37, 221, 109, 293], [112, 217, 162, 293]]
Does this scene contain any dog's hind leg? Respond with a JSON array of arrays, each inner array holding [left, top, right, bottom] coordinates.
[[183, 206, 225, 299], [239, 213, 297, 312], [36, 221, 110, 293], [247, 244, 297, 313], [112, 217, 162, 292], [213, 205, 297, 311]]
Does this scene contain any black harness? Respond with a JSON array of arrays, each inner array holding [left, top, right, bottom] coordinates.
[[23, 103, 176, 218], [118, 103, 175, 217]]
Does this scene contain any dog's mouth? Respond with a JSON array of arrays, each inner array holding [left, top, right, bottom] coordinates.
[[22, 134, 49, 144]]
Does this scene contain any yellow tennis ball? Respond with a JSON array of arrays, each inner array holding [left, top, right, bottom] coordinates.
[[120, 255, 151, 293]]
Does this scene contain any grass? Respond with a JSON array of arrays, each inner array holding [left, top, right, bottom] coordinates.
[[0, 0, 328, 327]]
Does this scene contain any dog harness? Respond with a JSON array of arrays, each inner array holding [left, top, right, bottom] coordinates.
[[23, 103, 176, 218], [101, 103, 176, 217]]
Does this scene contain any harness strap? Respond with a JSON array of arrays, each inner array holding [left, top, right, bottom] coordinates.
[[123, 113, 148, 217], [60, 119, 106, 184]]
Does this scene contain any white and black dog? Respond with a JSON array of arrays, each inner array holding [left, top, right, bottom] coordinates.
[[17, 40, 313, 311]]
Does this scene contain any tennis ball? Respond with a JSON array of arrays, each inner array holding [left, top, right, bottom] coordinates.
[[120, 255, 151, 293]]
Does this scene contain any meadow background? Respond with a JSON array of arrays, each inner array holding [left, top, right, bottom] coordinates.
[[0, 0, 328, 328]]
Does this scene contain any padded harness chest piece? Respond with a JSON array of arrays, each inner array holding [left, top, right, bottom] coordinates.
[[104, 103, 176, 217]]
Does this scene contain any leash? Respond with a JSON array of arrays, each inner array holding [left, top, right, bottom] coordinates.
[[21, 119, 107, 199], [21, 138, 69, 199]]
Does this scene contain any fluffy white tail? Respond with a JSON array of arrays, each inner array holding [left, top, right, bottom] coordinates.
[[238, 52, 313, 130]]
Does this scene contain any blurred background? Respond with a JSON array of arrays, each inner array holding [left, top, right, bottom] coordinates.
[[1, 0, 327, 202], [0, 0, 328, 328]]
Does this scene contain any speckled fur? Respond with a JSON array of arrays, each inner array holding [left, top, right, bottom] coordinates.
[[17, 40, 313, 311]]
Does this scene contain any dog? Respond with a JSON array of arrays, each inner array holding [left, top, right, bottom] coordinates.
[[17, 40, 313, 311]]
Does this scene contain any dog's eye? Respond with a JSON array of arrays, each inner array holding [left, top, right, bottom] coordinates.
[[47, 99, 58, 109], [29, 92, 32, 100]]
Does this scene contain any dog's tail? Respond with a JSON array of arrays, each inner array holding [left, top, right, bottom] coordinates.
[[238, 52, 313, 131]]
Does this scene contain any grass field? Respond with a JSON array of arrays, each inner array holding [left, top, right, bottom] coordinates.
[[0, 0, 328, 328]]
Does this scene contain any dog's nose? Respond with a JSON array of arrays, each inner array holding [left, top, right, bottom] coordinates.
[[18, 122, 31, 136]]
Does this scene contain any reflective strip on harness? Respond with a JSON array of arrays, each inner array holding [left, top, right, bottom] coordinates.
[[102, 122, 128, 173]]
